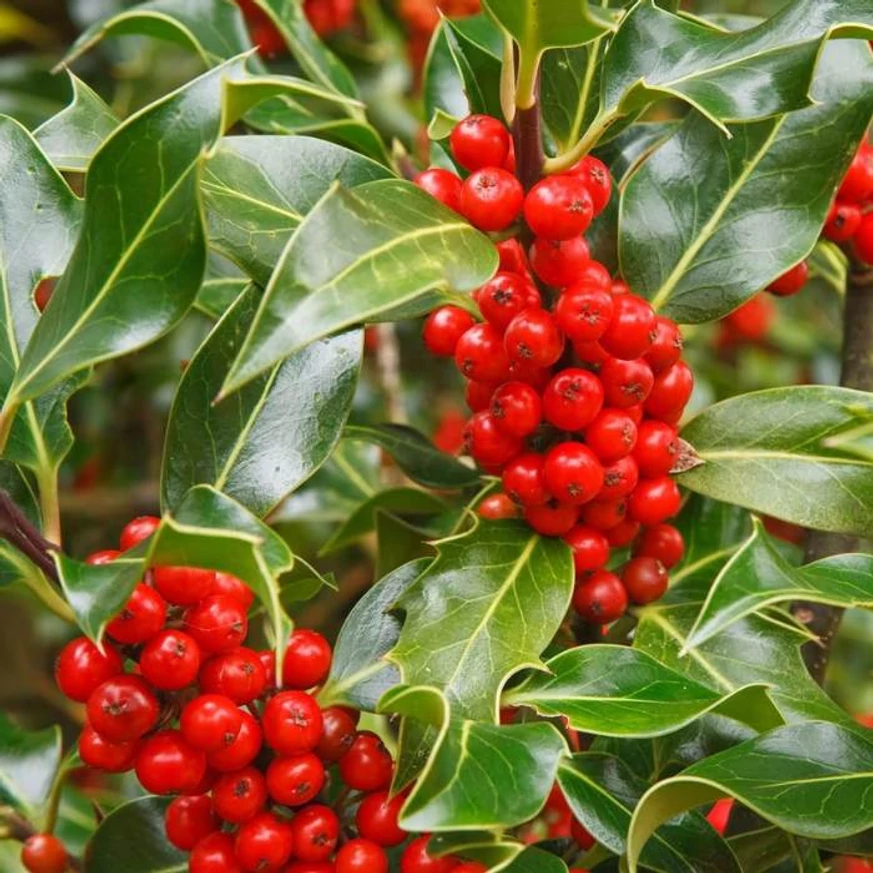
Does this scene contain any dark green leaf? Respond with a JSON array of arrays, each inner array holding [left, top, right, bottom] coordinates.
[[482, 0, 611, 54], [0, 714, 62, 827], [441, 16, 504, 120], [375, 512, 438, 579], [424, 23, 468, 124], [195, 277, 249, 319], [162, 286, 362, 517], [594, 121, 680, 188]]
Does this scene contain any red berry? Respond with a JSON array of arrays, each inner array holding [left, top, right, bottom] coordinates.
[[569, 155, 612, 215], [646, 317, 683, 373], [455, 323, 511, 382], [285, 865, 334, 873], [504, 309, 564, 368], [542, 368, 604, 431], [189, 832, 241, 873], [572, 339, 609, 370], [597, 455, 639, 502], [529, 236, 590, 287], [838, 148, 873, 203], [723, 294, 774, 341], [459, 168, 524, 231], [165, 795, 219, 851], [86, 549, 120, 565], [400, 835, 459, 873], [282, 629, 332, 690], [266, 753, 325, 806], [478, 273, 540, 331], [544, 443, 604, 505], [502, 453, 550, 507], [464, 380, 495, 413], [622, 557, 669, 605], [645, 361, 693, 421], [599, 295, 655, 360], [135, 730, 207, 795], [627, 477, 682, 526], [424, 306, 476, 356], [491, 382, 542, 438], [289, 805, 340, 862], [200, 647, 267, 704], [606, 519, 641, 548], [768, 261, 808, 297], [139, 629, 200, 691], [599, 357, 654, 409], [581, 499, 626, 532], [79, 724, 139, 772], [450, 115, 511, 172], [105, 583, 167, 645], [563, 526, 610, 574], [464, 412, 523, 467], [21, 835, 67, 873], [356, 789, 407, 846], [573, 570, 628, 623], [823, 201, 862, 242], [184, 595, 248, 654], [554, 286, 614, 343], [235, 812, 294, 872], [262, 691, 324, 755], [210, 572, 255, 610], [55, 637, 122, 702], [633, 421, 679, 477], [336, 839, 389, 873], [316, 706, 358, 763], [496, 238, 531, 277], [584, 409, 637, 463], [524, 501, 580, 536], [633, 523, 685, 569], [212, 766, 268, 823], [87, 675, 158, 743], [207, 710, 262, 772], [119, 515, 160, 551], [478, 493, 520, 520], [338, 732, 394, 791], [572, 818, 596, 851], [524, 175, 594, 240], [257, 650, 276, 689], [153, 565, 216, 606], [181, 694, 243, 752], [856, 212, 873, 264], [415, 168, 463, 212], [508, 358, 552, 389]]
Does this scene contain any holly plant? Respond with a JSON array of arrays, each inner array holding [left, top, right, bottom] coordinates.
[[2, 0, 873, 872]]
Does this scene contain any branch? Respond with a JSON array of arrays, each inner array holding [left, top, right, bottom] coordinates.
[[0, 490, 59, 582], [513, 100, 544, 193], [792, 258, 873, 683]]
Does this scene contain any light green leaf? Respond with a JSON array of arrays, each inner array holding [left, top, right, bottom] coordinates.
[[195, 277, 249, 319], [482, 0, 612, 54], [440, 15, 504, 121]]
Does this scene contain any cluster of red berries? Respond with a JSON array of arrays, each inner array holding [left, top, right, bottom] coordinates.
[[823, 140, 873, 264], [44, 516, 498, 873], [235, 0, 355, 56], [415, 115, 692, 624]]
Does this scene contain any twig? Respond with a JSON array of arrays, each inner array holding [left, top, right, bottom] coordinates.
[[513, 96, 545, 193], [0, 807, 83, 872], [0, 490, 59, 582]]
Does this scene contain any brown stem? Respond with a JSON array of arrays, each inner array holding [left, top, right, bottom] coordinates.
[[513, 101, 545, 193], [792, 259, 873, 683], [0, 489, 59, 582]]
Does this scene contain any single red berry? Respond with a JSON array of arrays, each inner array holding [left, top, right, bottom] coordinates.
[[257, 650, 276, 689], [599, 295, 656, 360], [569, 155, 612, 215], [188, 832, 240, 873], [554, 286, 615, 343], [21, 835, 67, 873], [119, 515, 160, 551], [262, 691, 324, 755], [767, 261, 808, 297], [572, 339, 609, 370], [85, 549, 120, 565], [415, 168, 463, 212], [597, 455, 639, 502], [459, 168, 524, 231], [356, 789, 407, 846], [563, 526, 610, 574], [723, 294, 774, 342], [210, 572, 255, 611], [491, 382, 542, 438], [856, 212, 873, 264], [465, 379, 497, 412], [504, 309, 564, 368], [625, 404, 644, 425], [79, 724, 139, 772], [338, 731, 394, 791], [139, 629, 200, 691], [153, 565, 216, 606], [573, 570, 628, 623], [581, 499, 627, 532], [606, 519, 641, 548], [622, 557, 669, 605], [496, 238, 531, 277], [599, 357, 654, 409], [525, 501, 580, 536], [584, 409, 637, 463], [572, 818, 596, 851], [105, 583, 167, 645], [289, 805, 340, 863], [529, 236, 590, 287], [502, 453, 550, 507], [87, 675, 158, 743], [542, 368, 604, 431], [184, 595, 248, 654], [336, 838, 389, 873], [450, 115, 511, 172], [478, 273, 540, 331], [55, 637, 122, 703], [524, 175, 594, 240], [424, 306, 476, 356], [478, 493, 520, 520], [838, 147, 873, 203], [207, 710, 262, 772], [823, 201, 862, 242], [235, 812, 295, 873], [508, 358, 552, 389], [646, 317, 683, 373], [645, 360, 694, 422], [33, 278, 56, 313], [463, 412, 523, 467], [165, 795, 219, 852], [627, 477, 682, 526], [200, 647, 267, 704], [455, 323, 511, 382], [544, 443, 604, 505], [316, 706, 358, 763], [266, 753, 325, 806], [633, 523, 685, 569], [633, 421, 679, 478], [181, 694, 243, 752], [400, 835, 459, 873], [282, 629, 332, 690], [212, 766, 268, 823], [135, 730, 207, 795]]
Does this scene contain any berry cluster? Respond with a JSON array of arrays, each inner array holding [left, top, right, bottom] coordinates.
[[416, 115, 692, 624], [823, 140, 873, 264], [48, 516, 498, 873]]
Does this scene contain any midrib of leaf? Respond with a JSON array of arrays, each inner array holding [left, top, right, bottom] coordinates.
[[666, 547, 738, 587], [699, 449, 866, 463], [201, 175, 304, 223], [567, 43, 600, 148], [647, 117, 785, 311], [332, 449, 377, 498]]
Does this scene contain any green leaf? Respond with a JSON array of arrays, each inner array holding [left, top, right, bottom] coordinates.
[[85, 797, 185, 873], [33, 72, 118, 173], [424, 23, 469, 124], [558, 752, 742, 873], [320, 558, 429, 711], [161, 286, 362, 517], [621, 40, 873, 323], [0, 714, 62, 827], [441, 15, 504, 120], [506, 644, 781, 737], [195, 277, 249, 319], [678, 386, 873, 537], [343, 424, 480, 491], [381, 685, 567, 831], [627, 722, 873, 873], [389, 520, 574, 721], [203, 135, 393, 286], [222, 179, 498, 393], [482, 0, 611, 54]]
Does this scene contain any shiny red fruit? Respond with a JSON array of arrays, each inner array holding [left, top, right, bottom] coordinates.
[[266, 753, 325, 806], [597, 455, 639, 502], [524, 175, 594, 240], [645, 361, 694, 422], [338, 731, 394, 791], [21, 835, 67, 873], [823, 201, 862, 242], [464, 412, 523, 467], [135, 730, 207, 795], [503, 453, 550, 507], [478, 493, 520, 520], [857, 212, 873, 264], [542, 368, 604, 431], [622, 557, 669, 604], [153, 565, 216, 606], [415, 168, 463, 212], [55, 637, 122, 702], [400, 835, 459, 873], [234, 812, 295, 873], [599, 295, 655, 360], [529, 236, 590, 287], [646, 316, 683, 373], [544, 442, 604, 505], [200, 647, 267, 704], [87, 675, 158, 743], [424, 306, 476, 357], [491, 382, 542, 438], [563, 526, 610, 574], [599, 357, 654, 409], [79, 724, 139, 772], [633, 421, 679, 477], [356, 789, 407, 846], [210, 572, 255, 610], [316, 706, 358, 762], [165, 795, 219, 852], [459, 168, 524, 231], [181, 694, 243, 752], [207, 710, 262, 772], [627, 477, 682, 526], [336, 839, 390, 873], [524, 501, 580, 536], [767, 261, 808, 297], [569, 155, 612, 215], [188, 832, 241, 873], [262, 691, 324, 755], [105, 583, 167, 645], [554, 286, 614, 343], [212, 766, 268, 823], [289, 805, 340, 862], [139, 629, 200, 691], [119, 515, 160, 551], [838, 147, 873, 203], [584, 409, 637, 463], [282, 629, 332, 690], [450, 115, 511, 172], [455, 323, 511, 382], [505, 309, 565, 368], [572, 571, 628, 623], [633, 523, 685, 569], [184, 595, 248, 654]]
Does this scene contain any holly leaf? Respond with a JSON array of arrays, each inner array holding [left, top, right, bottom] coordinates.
[[678, 386, 873, 537], [162, 286, 362, 517], [33, 72, 119, 173], [195, 277, 249, 319], [222, 180, 498, 394], [424, 23, 469, 125], [620, 41, 873, 323], [439, 15, 504, 121], [627, 722, 873, 873], [506, 644, 781, 737]]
